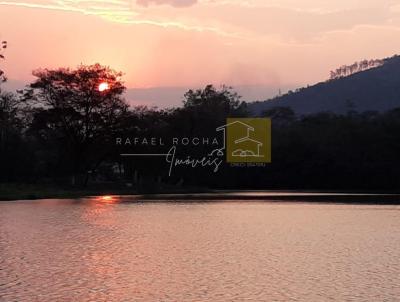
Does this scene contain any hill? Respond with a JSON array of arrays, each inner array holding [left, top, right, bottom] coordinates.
[[249, 55, 400, 115]]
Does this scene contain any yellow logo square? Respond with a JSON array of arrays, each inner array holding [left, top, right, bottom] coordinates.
[[224, 118, 271, 163]]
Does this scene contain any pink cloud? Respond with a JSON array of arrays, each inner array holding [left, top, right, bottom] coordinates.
[[136, 0, 197, 8]]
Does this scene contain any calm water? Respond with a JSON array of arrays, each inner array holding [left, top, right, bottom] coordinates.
[[1, 197, 400, 302]]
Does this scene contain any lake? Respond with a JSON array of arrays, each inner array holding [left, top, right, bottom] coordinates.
[[1, 197, 400, 301]]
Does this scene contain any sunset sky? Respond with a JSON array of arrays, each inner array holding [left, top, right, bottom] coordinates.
[[1, 0, 400, 106]]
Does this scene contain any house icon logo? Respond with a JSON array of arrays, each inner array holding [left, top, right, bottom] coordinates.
[[216, 118, 271, 163]]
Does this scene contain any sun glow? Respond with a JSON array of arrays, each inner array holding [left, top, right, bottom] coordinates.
[[97, 195, 116, 203], [98, 82, 109, 92]]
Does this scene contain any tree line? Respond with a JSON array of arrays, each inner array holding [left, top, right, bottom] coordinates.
[[329, 58, 384, 80], [1, 62, 400, 191]]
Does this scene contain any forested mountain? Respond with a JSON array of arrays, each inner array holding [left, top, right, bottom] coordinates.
[[250, 55, 400, 115]]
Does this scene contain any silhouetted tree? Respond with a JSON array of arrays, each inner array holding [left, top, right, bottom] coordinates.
[[0, 40, 6, 84], [0, 91, 33, 182], [22, 64, 128, 185], [178, 85, 247, 133], [183, 85, 243, 110], [330, 58, 383, 80]]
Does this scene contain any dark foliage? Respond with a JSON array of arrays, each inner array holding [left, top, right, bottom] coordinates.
[[1, 63, 400, 191]]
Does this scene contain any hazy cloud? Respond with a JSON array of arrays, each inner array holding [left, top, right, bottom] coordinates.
[[3, 0, 400, 98], [136, 0, 197, 7], [0, 0, 231, 36], [124, 85, 288, 108]]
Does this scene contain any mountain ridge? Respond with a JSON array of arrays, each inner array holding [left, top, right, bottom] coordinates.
[[249, 55, 400, 115]]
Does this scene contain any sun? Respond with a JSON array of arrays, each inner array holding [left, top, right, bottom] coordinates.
[[98, 82, 109, 92]]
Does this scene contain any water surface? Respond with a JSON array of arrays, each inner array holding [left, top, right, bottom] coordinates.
[[1, 198, 400, 301]]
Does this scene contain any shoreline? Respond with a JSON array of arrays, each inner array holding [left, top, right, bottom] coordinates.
[[1, 183, 400, 203], [115, 192, 400, 204], [1, 186, 400, 204]]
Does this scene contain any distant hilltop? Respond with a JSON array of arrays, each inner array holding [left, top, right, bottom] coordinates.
[[249, 55, 400, 115]]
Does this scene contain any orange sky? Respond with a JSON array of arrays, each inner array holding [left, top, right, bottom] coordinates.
[[1, 0, 400, 105]]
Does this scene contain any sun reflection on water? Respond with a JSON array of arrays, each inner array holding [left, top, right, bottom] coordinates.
[[97, 195, 118, 203]]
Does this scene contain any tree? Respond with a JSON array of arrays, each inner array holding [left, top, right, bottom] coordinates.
[[0, 40, 13, 157], [0, 40, 29, 182], [329, 58, 384, 80], [183, 85, 245, 113], [0, 40, 6, 84], [179, 85, 247, 132], [0, 91, 29, 181], [23, 64, 128, 185]]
